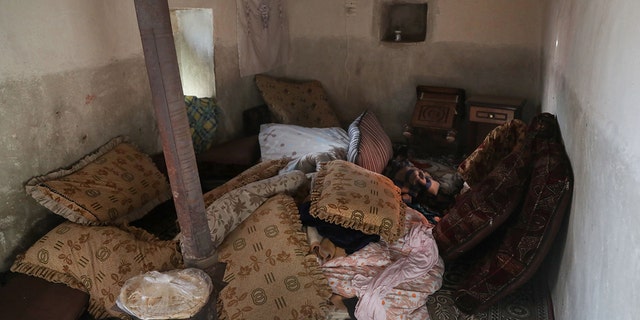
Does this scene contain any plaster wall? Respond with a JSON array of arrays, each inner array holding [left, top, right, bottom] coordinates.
[[279, 0, 544, 140], [0, 0, 256, 271], [542, 0, 640, 318]]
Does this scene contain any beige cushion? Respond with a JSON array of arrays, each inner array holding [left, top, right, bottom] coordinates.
[[206, 170, 308, 247], [25, 136, 171, 225], [11, 221, 183, 319], [255, 74, 341, 128], [218, 194, 332, 320], [310, 160, 406, 243]]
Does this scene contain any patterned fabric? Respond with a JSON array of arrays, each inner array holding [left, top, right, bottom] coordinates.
[[310, 160, 406, 243], [258, 123, 349, 161], [454, 113, 573, 313], [217, 194, 332, 320], [347, 110, 394, 174], [237, 0, 289, 77], [11, 221, 183, 319], [433, 136, 534, 261], [206, 170, 307, 247], [321, 207, 444, 320], [25, 136, 171, 226], [457, 119, 528, 187], [203, 158, 290, 207], [254, 74, 341, 128], [184, 95, 220, 154]]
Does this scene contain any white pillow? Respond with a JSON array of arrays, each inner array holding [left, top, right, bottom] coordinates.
[[258, 123, 349, 161]]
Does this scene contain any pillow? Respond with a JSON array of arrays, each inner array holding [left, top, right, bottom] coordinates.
[[25, 136, 172, 225], [310, 160, 406, 243], [217, 194, 332, 320], [258, 123, 349, 161], [454, 113, 574, 313], [203, 158, 291, 207], [279, 148, 347, 175], [254, 74, 341, 128], [184, 95, 220, 154], [347, 110, 394, 174], [206, 170, 307, 247], [432, 141, 534, 261], [457, 119, 528, 187], [10, 221, 183, 319]]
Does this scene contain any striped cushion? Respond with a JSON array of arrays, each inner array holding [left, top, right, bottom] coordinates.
[[347, 110, 394, 173]]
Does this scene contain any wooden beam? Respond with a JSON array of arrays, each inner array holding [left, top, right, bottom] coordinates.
[[133, 0, 215, 267]]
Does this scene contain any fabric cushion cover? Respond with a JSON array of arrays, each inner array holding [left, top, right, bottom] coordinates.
[[255, 74, 341, 128], [11, 221, 183, 319], [347, 110, 394, 174], [458, 119, 528, 187], [433, 139, 534, 261], [310, 160, 406, 243], [25, 136, 171, 226], [454, 113, 574, 313], [217, 194, 332, 320]]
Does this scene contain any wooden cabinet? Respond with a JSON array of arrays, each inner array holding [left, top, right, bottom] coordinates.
[[406, 86, 466, 158], [465, 95, 525, 154]]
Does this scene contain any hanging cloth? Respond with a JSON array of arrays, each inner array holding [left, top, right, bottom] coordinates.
[[236, 0, 289, 77]]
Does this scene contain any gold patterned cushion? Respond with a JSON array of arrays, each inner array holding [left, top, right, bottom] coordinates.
[[25, 136, 171, 225], [310, 160, 406, 243], [218, 194, 332, 320], [10, 221, 183, 319], [255, 74, 341, 128]]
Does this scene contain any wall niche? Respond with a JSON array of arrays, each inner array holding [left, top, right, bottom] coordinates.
[[381, 2, 428, 43]]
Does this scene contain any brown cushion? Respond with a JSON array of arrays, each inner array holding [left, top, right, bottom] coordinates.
[[254, 74, 341, 128], [0, 273, 89, 320], [11, 222, 183, 319], [433, 138, 534, 261], [346, 110, 394, 174], [310, 160, 406, 242], [25, 136, 171, 225], [218, 194, 332, 319], [454, 113, 574, 313]]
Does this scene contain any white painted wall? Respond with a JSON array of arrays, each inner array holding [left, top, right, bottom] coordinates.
[[542, 0, 640, 318]]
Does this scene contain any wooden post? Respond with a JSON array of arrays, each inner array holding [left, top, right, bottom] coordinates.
[[133, 0, 215, 268]]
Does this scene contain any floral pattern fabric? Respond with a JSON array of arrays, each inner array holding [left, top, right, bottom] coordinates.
[[217, 194, 332, 320]]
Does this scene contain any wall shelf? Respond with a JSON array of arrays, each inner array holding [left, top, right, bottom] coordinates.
[[381, 2, 428, 43]]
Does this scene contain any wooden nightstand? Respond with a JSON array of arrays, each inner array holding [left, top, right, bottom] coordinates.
[[406, 86, 466, 158], [465, 95, 525, 154]]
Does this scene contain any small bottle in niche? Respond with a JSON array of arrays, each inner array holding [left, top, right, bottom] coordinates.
[[394, 30, 402, 41]]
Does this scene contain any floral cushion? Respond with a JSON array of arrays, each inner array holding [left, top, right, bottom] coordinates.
[[25, 136, 171, 225], [254, 74, 341, 128], [347, 110, 394, 174], [11, 221, 183, 319], [310, 160, 406, 243], [206, 170, 307, 247], [457, 119, 528, 186], [218, 194, 332, 320]]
